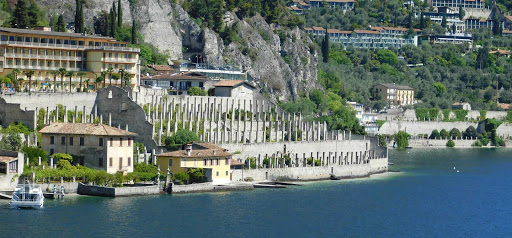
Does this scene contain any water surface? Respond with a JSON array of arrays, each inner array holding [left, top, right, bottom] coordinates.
[[1, 148, 511, 237]]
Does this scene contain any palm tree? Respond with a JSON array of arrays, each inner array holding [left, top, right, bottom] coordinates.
[[84, 79, 90, 92], [96, 76, 103, 91], [77, 72, 86, 92], [17, 78, 24, 92], [24, 70, 35, 93], [118, 69, 125, 87], [11, 68, 20, 91], [112, 73, 120, 86], [124, 74, 134, 88], [101, 71, 107, 88], [66, 71, 75, 93], [51, 70, 59, 92], [106, 67, 114, 86], [58, 68, 67, 92]]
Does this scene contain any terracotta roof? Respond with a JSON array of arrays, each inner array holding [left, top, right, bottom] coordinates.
[[230, 159, 244, 166], [506, 16, 512, 22], [288, 6, 302, 10], [214, 80, 255, 88], [141, 72, 208, 81], [489, 49, 511, 55], [327, 29, 352, 34], [377, 83, 414, 90], [158, 143, 232, 158], [371, 26, 422, 32], [0, 156, 17, 163], [498, 103, 512, 110], [148, 64, 173, 71], [503, 30, 512, 34], [39, 123, 137, 136], [354, 30, 381, 34], [304, 27, 314, 31], [312, 26, 326, 31], [0, 27, 123, 42]]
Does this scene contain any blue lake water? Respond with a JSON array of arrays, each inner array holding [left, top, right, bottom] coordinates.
[[1, 148, 512, 237]]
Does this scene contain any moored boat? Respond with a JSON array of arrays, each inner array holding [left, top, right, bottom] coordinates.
[[10, 181, 44, 209]]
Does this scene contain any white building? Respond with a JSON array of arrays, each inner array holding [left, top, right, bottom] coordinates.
[[214, 80, 256, 100]]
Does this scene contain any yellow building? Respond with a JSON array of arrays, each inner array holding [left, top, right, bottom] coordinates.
[[157, 143, 232, 185], [39, 123, 137, 174], [374, 83, 415, 106], [0, 26, 140, 92]]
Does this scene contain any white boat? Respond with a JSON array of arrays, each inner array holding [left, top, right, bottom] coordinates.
[[10, 181, 44, 209]]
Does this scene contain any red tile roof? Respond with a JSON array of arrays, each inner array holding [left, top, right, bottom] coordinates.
[[158, 143, 232, 158], [39, 123, 137, 136], [214, 80, 255, 88], [141, 72, 208, 81], [148, 64, 173, 71]]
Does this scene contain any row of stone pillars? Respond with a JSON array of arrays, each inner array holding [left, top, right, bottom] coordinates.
[[244, 150, 384, 169], [142, 96, 353, 145]]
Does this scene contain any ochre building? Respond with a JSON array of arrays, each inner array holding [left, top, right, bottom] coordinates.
[[0, 27, 140, 92]]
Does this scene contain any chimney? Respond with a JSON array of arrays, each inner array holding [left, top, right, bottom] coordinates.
[[212, 150, 216, 155], [186, 143, 192, 156]]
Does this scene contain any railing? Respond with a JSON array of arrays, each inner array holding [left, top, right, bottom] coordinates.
[[102, 57, 137, 63], [0, 41, 140, 53], [4, 53, 83, 61]]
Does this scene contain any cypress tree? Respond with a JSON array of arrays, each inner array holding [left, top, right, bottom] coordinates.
[[11, 0, 29, 29], [117, 0, 122, 28], [322, 33, 329, 63], [27, 0, 40, 27], [459, 6, 465, 20], [131, 20, 137, 44], [419, 13, 425, 29], [441, 16, 447, 28], [56, 14, 66, 32], [109, 7, 116, 37], [75, 0, 85, 33]]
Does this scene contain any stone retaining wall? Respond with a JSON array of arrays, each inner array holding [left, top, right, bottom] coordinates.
[[1, 92, 96, 112], [77, 183, 160, 197], [231, 157, 388, 182], [379, 121, 479, 135], [407, 138, 476, 147]]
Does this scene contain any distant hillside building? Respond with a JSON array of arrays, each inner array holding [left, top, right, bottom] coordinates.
[[430, 33, 473, 45], [452, 102, 472, 110], [147, 64, 174, 75], [305, 27, 420, 49], [309, 0, 355, 10], [214, 80, 256, 100], [157, 143, 232, 185], [430, 0, 486, 9], [141, 71, 208, 95], [39, 123, 137, 174], [374, 83, 415, 106]]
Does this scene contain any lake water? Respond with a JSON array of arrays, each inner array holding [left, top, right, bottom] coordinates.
[[1, 148, 512, 237]]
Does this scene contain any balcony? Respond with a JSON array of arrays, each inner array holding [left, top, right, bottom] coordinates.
[[4, 53, 83, 61], [102, 57, 138, 63], [0, 41, 140, 53]]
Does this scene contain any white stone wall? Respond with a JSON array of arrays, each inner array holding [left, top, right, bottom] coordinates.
[[379, 121, 478, 135], [407, 138, 477, 147], [0, 174, 18, 191], [0, 93, 96, 112]]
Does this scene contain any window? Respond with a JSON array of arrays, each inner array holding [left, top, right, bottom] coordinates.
[[119, 157, 123, 167], [225, 158, 229, 165], [121, 102, 127, 111], [127, 138, 131, 146], [204, 159, 207, 166], [216, 171, 219, 176], [80, 137, 84, 146], [226, 171, 228, 176], [50, 149, 54, 155], [69, 137, 73, 145], [99, 158, 103, 167], [216, 158, 219, 165], [120, 138, 123, 146], [210, 159, 213, 166], [109, 158, 113, 167], [50, 136, 54, 144], [169, 159, 173, 167], [99, 138, 104, 146], [61, 136, 66, 145], [110, 138, 113, 146], [128, 157, 131, 166], [194, 159, 197, 166]]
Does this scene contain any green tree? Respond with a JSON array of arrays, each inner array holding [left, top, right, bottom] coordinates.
[[24, 70, 34, 92], [188, 168, 207, 183], [75, 0, 84, 33], [164, 130, 199, 151], [449, 128, 461, 139], [463, 126, 477, 139], [27, 0, 42, 27], [440, 129, 449, 139], [117, 0, 122, 28], [187, 86, 207, 96], [441, 16, 447, 28], [58, 68, 67, 92], [66, 71, 75, 92], [22, 146, 48, 165], [55, 15, 66, 32], [476, 46, 491, 70], [446, 139, 455, 147], [394, 131, 409, 148], [77, 71, 86, 91], [109, 5, 116, 37], [419, 13, 425, 29], [376, 49, 398, 65], [433, 82, 446, 96], [430, 129, 440, 139], [0, 132, 22, 151], [321, 33, 329, 63], [459, 6, 465, 20], [492, 16, 502, 36], [11, 0, 29, 28], [131, 20, 137, 44]]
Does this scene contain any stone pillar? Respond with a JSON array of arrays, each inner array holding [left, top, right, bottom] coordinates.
[[255, 101, 260, 143], [108, 113, 112, 126], [269, 112, 273, 143]]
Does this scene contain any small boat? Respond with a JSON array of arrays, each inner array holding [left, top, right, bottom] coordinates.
[[330, 174, 340, 180], [10, 181, 44, 209]]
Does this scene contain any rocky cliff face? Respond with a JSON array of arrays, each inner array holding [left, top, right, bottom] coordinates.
[[40, 0, 318, 100]]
